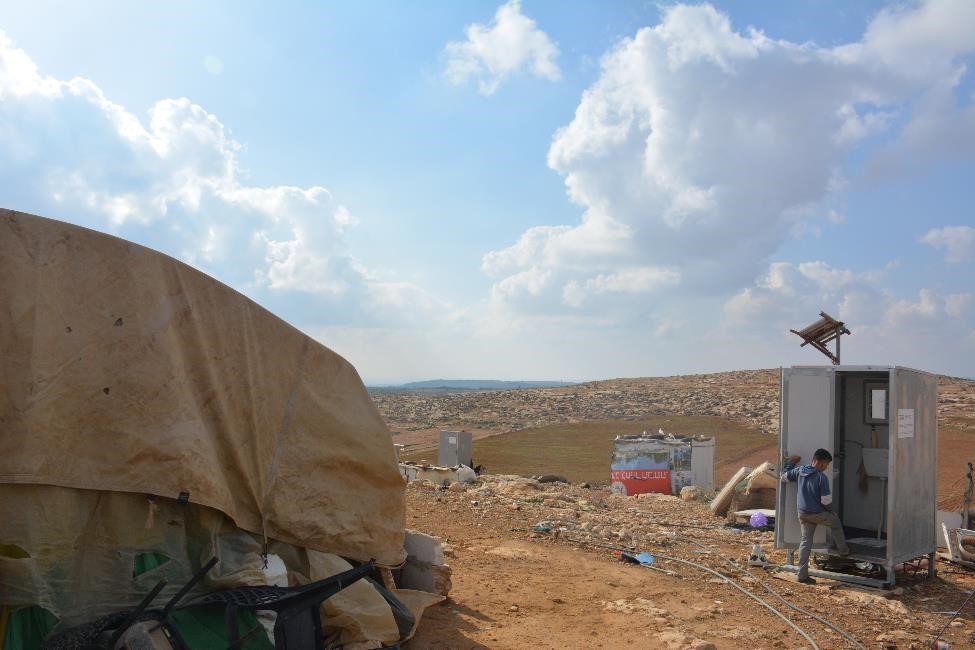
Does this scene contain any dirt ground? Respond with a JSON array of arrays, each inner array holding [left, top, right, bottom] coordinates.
[[385, 375, 975, 648], [402, 480, 975, 650]]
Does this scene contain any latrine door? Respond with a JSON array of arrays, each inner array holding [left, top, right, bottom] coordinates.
[[889, 367, 938, 562], [776, 367, 835, 549]]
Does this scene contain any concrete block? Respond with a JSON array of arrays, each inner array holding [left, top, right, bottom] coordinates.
[[401, 562, 452, 597], [404, 529, 445, 565], [401, 529, 452, 596]]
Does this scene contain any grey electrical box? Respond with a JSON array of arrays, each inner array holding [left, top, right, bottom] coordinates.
[[776, 365, 938, 588], [438, 430, 472, 468]]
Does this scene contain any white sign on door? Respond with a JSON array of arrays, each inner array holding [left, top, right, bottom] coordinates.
[[897, 409, 915, 439]]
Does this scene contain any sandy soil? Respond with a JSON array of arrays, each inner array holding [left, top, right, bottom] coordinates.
[[381, 373, 975, 648], [402, 481, 975, 650]]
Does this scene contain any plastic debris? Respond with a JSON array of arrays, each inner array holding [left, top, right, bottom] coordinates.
[[748, 543, 768, 567], [619, 551, 656, 567], [634, 552, 656, 566]]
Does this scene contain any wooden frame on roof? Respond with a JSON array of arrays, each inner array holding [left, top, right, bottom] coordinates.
[[789, 311, 851, 365]]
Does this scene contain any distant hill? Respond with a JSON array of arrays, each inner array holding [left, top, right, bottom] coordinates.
[[371, 379, 575, 391], [371, 369, 975, 438]]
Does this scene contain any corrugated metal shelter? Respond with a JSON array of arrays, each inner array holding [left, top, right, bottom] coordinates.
[[610, 434, 715, 496]]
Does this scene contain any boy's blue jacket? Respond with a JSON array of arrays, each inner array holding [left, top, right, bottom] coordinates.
[[780, 462, 831, 514]]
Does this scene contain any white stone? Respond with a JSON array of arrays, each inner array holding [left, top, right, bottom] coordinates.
[[404, 529, 445, 565]]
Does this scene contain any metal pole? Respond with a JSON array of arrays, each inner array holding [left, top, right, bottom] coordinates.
[[964, 462, 973, 530], [877, 477, 887, 540]]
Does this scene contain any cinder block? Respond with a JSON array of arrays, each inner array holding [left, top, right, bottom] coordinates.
[[404, 529, 445, 565]]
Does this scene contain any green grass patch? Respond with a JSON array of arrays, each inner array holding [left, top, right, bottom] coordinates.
[[401, 415, 770, 483]]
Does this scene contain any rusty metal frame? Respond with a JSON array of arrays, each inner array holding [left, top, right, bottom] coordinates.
[[790, 311, 851, 365]]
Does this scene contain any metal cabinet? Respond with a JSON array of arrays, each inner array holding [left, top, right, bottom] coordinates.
[[438, 430, 473, 468]]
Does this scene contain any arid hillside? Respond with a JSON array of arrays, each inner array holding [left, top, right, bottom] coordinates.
[[372, 369, 975, 439], [376, 369, 975, 509]]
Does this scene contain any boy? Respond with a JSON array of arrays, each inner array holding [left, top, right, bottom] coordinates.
[[780, 448, 850, 584]]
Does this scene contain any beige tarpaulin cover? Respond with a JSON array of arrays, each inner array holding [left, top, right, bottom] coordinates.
[[0, 208, 406, 566]]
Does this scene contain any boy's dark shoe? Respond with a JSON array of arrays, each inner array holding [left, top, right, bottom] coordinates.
[[797, 577, 817, 584]]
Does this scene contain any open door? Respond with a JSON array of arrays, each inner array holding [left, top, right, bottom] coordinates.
[[888, 367, 937, 563], [776, 367, 835, 549]]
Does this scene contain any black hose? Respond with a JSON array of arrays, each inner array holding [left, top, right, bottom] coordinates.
[[930, 588, 974, 646], [676, 535, 865, 649], [561, 534, 820, 649]]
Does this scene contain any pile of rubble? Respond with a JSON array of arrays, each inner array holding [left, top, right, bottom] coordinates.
[[408, 473, 770, 565]]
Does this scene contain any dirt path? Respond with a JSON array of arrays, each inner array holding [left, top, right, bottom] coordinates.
[[403, 480, 975, 649], [407, 536, 758, 649]]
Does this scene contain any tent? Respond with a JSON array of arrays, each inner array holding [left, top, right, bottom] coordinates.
[[0, 209, 419, 646]]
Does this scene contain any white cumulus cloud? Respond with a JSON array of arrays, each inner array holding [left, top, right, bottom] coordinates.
[[921, 225, 975, 263], [0, 29, 448, 332], [485, 0, 975, 317], [444, 0, 561, 95], [722, 259, 974, 371], [562, 266, 680, 308]]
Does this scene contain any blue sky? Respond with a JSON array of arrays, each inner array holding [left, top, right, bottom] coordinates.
[[1, 0, 973, 383]]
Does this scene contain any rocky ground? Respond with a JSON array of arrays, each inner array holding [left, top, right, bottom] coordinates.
[[381, 370, 975, 648], [373, 370, 975, 441], [403, 474, 975, 650]]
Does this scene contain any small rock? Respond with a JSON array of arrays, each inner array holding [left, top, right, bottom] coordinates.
[[535, 474, 569, 484], [448, 482, 467, 492], [680, 485, 703, 501], [497, 478, 542, 495], [876, 630, 915, 645], [509, 605, 519, 612], [950, 620, 964, 628], [689, 642, 716, 650], [508, 502, 521, 511]]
